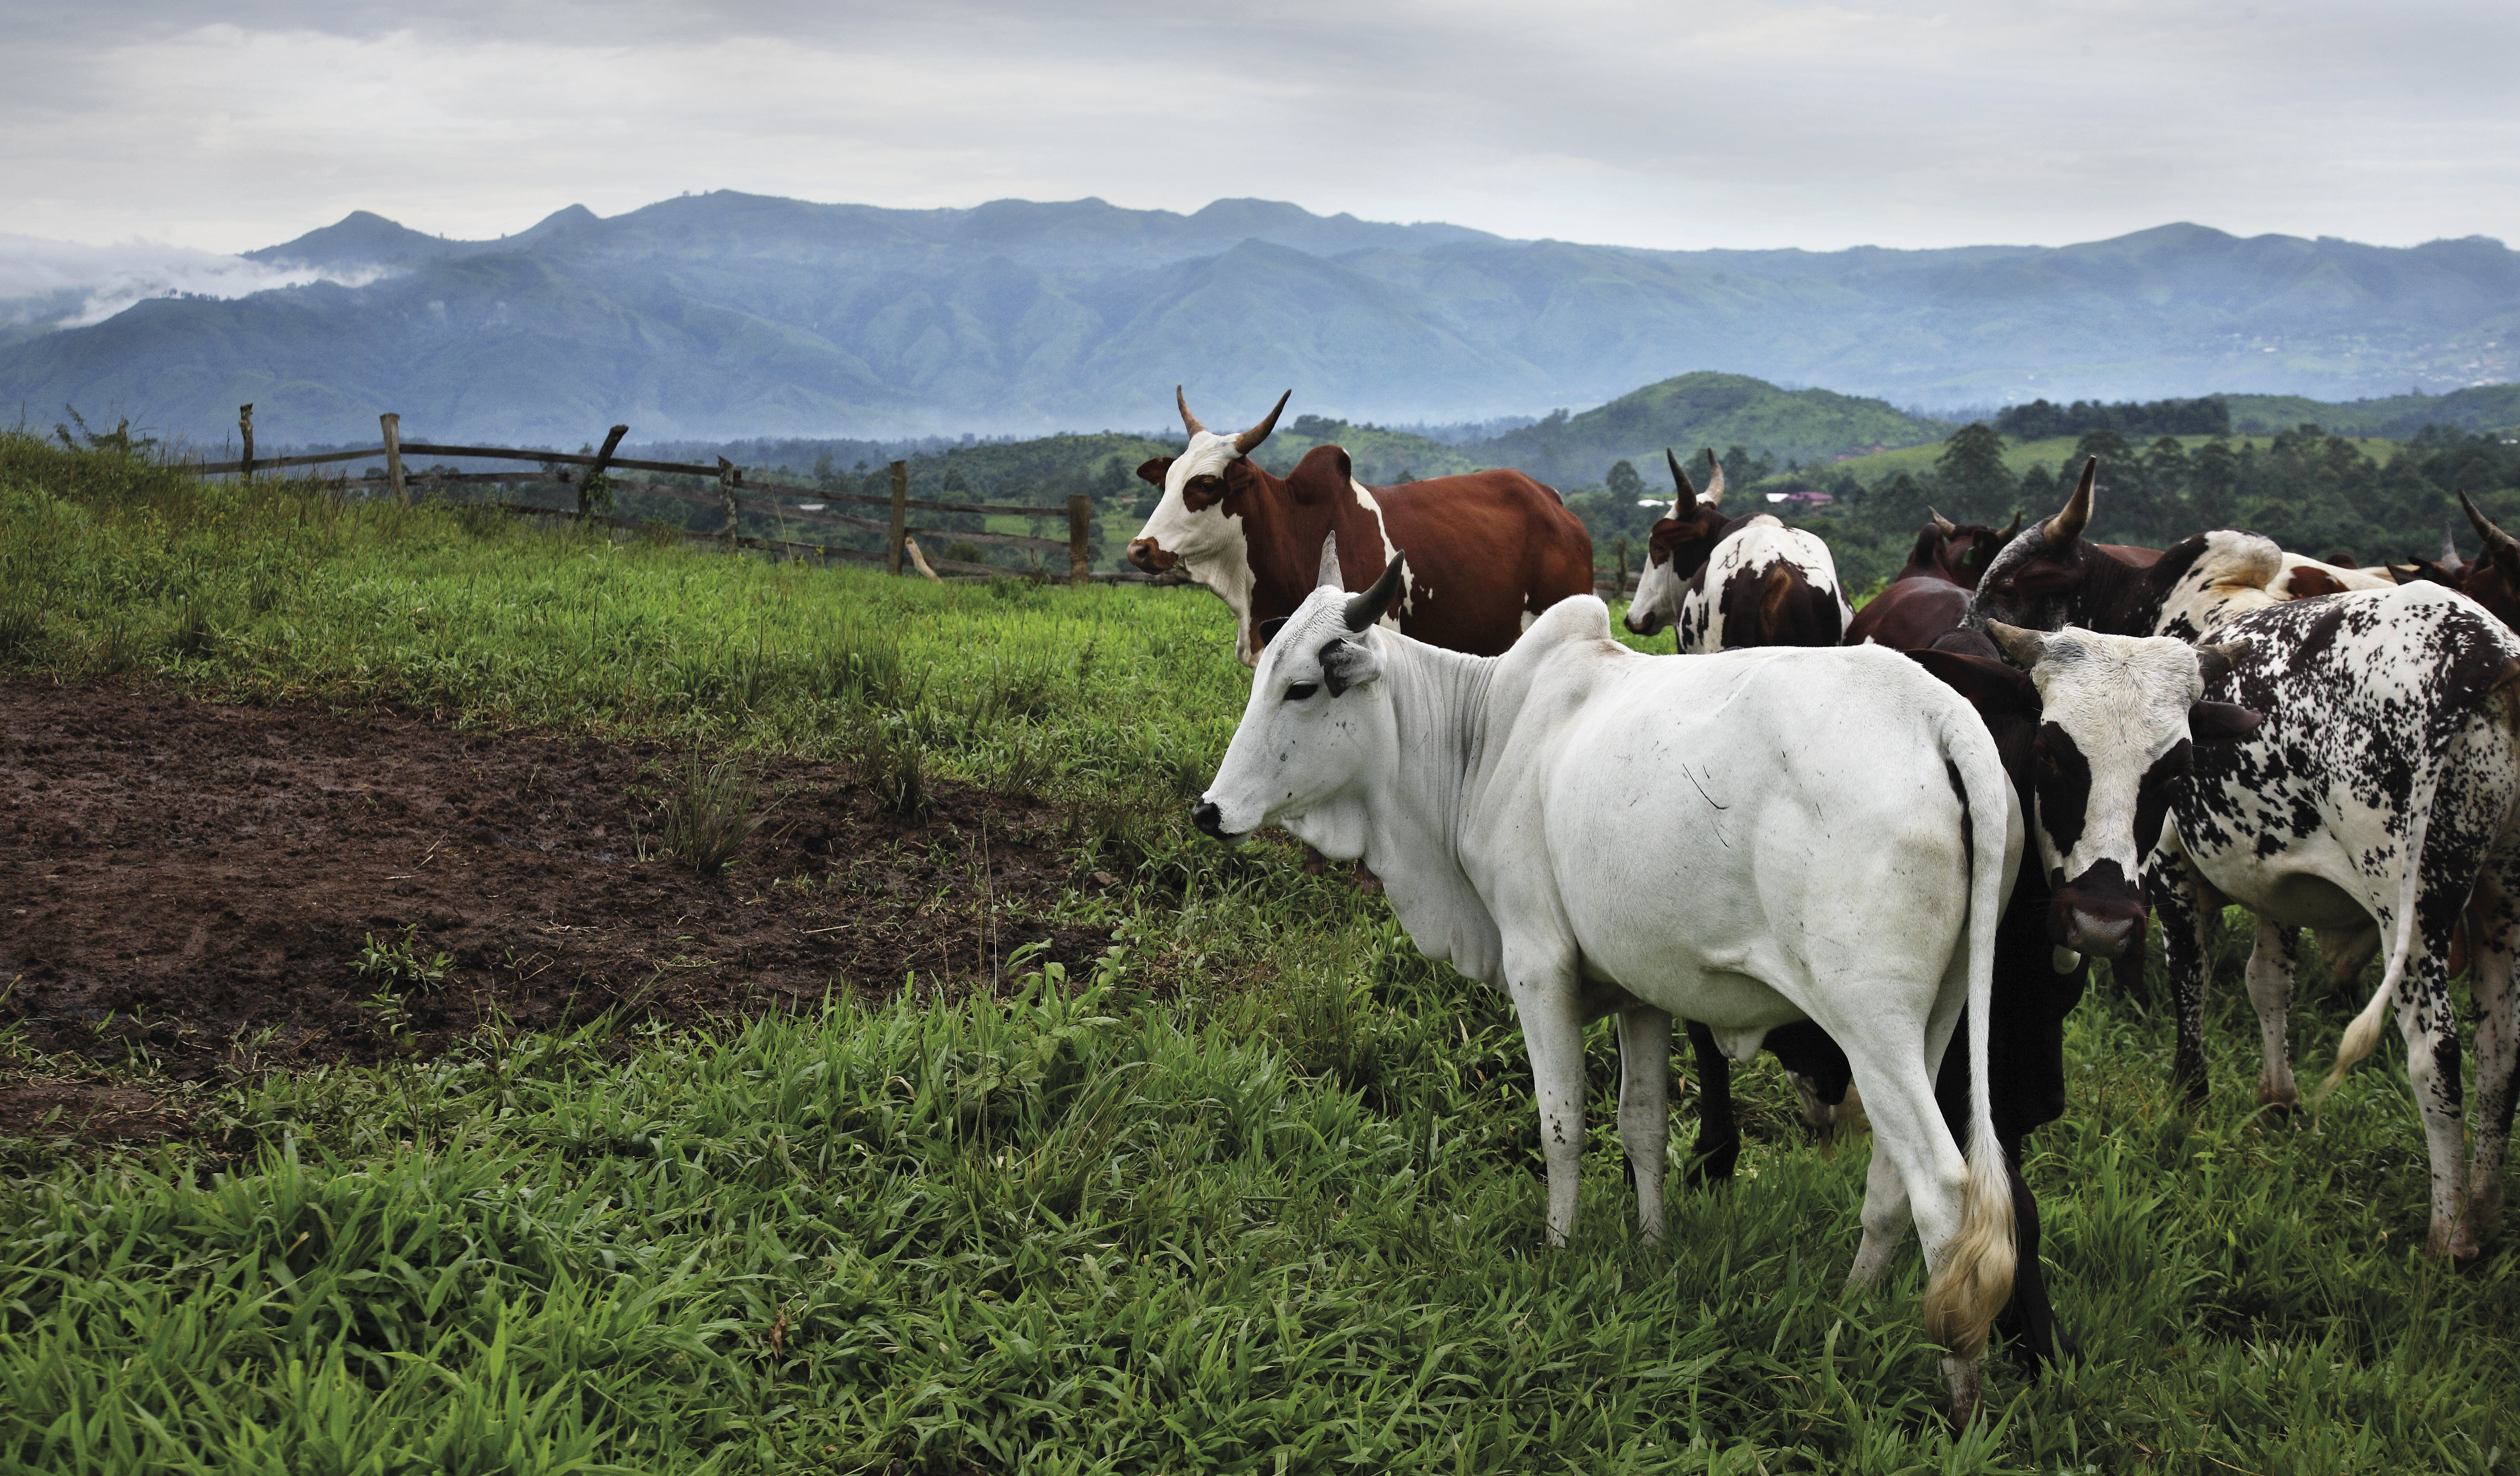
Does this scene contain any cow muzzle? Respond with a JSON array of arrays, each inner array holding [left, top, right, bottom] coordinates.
[[1127, 537, 1179, 573], [1621, 605, 1664, 636], [2048, 859, 2146, 958], [1190, 799, 1241, 844]]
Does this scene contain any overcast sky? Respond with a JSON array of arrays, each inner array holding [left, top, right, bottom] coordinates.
[[5, 0, 2516, 259]]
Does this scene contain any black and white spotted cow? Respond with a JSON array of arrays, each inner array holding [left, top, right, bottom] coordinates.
[[1979, 543, 2520, 1262]]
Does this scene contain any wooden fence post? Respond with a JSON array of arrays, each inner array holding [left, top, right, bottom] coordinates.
[[580, 423, 628, 518], [238, 405, 254, 480], [1068, 495, 1092, 587], [379, 413, 408, 505], [1614, 537, 1628, 600], [886, 461, 909, 575], [716, 457, 741, 544]]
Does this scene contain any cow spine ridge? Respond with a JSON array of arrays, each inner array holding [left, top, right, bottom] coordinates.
[[1919, 708, 2019, 1365]]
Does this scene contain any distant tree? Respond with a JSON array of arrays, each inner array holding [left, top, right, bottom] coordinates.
[[1605, 459, 1644, 503], [1871, 471, 1934, 533], [2016, 461, 2058, 513], [1718, 444, 1776, 494], [2189, 440, 2239, 530], [1933, 423, 2013, 522]]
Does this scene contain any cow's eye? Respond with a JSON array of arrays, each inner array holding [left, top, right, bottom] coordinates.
[[1285, 682, 1319, 702]]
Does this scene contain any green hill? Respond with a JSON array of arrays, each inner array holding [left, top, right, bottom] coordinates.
[[1461, 373, 1949, 490], [2225, 384, 2520, 438]]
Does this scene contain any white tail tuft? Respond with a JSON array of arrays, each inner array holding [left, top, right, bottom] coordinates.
[[2320, 978, 2396, 1097]]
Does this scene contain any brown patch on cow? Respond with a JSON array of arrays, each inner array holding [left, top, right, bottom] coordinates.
[[0, 682, 1112, 1083], [2285, 565, 2348, 598]]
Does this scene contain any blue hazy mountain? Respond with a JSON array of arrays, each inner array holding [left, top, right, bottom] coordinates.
[[2, 193, 2514, 445]]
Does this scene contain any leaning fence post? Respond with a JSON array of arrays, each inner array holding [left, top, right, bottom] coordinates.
[[379, 413, 408, 505], [1068, 494, 1092, 587], [1614, 537, 1628, 600], [581, 423, 628, 518], [886, 461, 909, 576], [238, 405, 254, 480], [717, 457, 741, 544]]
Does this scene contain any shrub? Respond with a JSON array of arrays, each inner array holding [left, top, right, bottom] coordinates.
[[657, 752, 763, 876]]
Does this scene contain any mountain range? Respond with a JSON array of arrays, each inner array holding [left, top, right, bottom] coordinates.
[[2, 192, 2517, 445]]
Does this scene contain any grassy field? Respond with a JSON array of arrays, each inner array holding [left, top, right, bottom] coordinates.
[[0, 435, 2515, 1474]]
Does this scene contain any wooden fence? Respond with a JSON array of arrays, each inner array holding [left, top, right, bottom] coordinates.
[[191, 407, 1120, 584]]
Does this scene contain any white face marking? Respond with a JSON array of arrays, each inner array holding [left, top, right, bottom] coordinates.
[[1133, 429, 1260, 661], [2023, 628, 2205, 883]]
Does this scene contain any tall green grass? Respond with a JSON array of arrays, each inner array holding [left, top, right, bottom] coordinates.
[[1, 434, 2515, 1474]]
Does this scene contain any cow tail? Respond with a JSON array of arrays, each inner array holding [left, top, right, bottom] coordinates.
[[1921, 723, 2017, 1362]]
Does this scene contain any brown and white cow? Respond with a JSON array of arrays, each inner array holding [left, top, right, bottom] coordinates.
[[1126, 389, 1594, 666], [1623, 450, 1851, 651]]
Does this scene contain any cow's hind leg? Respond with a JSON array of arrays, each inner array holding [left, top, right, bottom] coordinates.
[[1846, 1137, 1912, 1287], [2151, 861, 2215, 1105], [1616, 1005, 1673, 1241], [1990, 1135, 2077, 1367], [1508, 966, 1590, 1247], [2391, 904, 2473, 1260], [1682, 1019, 1739, 1186], [2457, 861, 2520, 1260], [2244, 916, 2301, 1111]]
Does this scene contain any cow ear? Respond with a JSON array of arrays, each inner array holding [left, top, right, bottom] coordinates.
[[1319, 636, 1382, 697], [2195, 640, 2248, 687], [1256, 616, 1290, 648], [2189, 700, 2262, 744], [1136, 456, 1175, 489], [1907, 647, 2039, 719]]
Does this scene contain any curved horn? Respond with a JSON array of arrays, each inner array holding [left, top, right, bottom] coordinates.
[[2042, 457, 2096, 545], [2458, 489, 2517, 554], [2443, 516, 2461, 565], [1316, 530, 1343, 590], [1700, 448, 1726, 507], [1234, 390, 1291, 455], [1985, 621, 2048, 669], [1998, 508, 2023, 541], [1176, 385, 1207, 438], [1926, 505, 1959, 539], [1343, 555, 1407, 632], [1664, 448, 1698, 515]]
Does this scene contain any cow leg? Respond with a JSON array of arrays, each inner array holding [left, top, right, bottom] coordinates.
[[1509, 974, 1589, 1248], [1615, 1006, 1673, 1242], [2390, 906, 2472, 1260], [2457, 866, 2520, 1259], [1845, 1138, 1912, 1287], [2151, 861, 2214, 1105], [2243, 917, 2301, 1111], [1682, 1019, 1740, 1186], [1989, 1134, 2078, 1368]]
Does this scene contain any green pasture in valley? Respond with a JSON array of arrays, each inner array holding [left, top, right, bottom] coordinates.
[[0, 434, 2514, 1474]]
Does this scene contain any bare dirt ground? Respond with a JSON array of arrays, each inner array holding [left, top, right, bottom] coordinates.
[[0, 682, 1112, 1143]]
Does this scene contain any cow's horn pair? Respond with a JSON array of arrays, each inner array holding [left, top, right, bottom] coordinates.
[[1662, 449, 1726, 514], [2458, 490, 2518, 559], [2042, 457, 2097, 544], [1177, 385, 1291, 455]]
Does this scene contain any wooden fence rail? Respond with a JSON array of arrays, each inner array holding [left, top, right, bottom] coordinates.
[[189, 409, 1113, 585]]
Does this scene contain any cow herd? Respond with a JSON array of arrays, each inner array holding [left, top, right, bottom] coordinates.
[[1133, 390, 2520, 1420]]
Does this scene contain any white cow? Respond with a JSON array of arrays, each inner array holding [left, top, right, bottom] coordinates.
[[1194, 559, 2021, 1417]]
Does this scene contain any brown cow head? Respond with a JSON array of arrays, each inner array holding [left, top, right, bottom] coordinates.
[[1624, 448, 1733, 634], [1970, 458, 2106, 631], [2451, 490, 2520, 628], [1126, 385, 1290, 584]]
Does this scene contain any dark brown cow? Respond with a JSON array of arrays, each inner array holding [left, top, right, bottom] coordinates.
[[1843, 510, 2018, 651], [2393, 494, 2520, 628], [1126, 389, 1594, 665]]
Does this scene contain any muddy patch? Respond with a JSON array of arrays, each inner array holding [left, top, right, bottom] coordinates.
[[0, 682, 1112, 1113]]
